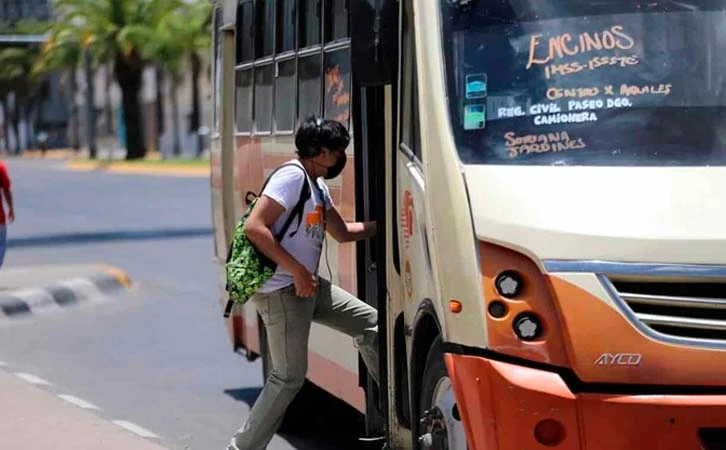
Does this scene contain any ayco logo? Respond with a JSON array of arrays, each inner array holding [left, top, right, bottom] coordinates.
[[594, 353, 642, 366]]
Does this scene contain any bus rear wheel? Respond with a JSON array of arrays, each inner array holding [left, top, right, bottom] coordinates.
[[417, 337, 468, 450]]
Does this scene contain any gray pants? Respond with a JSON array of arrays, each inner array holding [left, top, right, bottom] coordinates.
[[229, 277, 379, 450]]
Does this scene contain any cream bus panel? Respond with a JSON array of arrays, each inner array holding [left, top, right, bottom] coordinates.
[[413, 0, 489, 349], [463, 165, 726, 266]]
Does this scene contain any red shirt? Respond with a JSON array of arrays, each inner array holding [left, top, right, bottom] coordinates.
[[0, 162, 11, 225]]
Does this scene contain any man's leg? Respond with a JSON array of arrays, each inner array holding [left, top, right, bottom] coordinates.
[[313, 278, 379, 385], [0, 225, 7, 268], [230, 285, 315, 450]]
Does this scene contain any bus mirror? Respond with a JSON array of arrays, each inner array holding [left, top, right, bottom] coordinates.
[[350, 0, 399, 86]]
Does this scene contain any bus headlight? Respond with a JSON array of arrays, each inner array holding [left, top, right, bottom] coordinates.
[[479, 241, 570, 367]]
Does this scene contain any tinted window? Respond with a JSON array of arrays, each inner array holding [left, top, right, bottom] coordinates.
[[326, 0, 349, 42], [236, 1, 254, 63], [276, 59, 297, 132], [276, 0, 296, 53], [255, 65, 274, 132], [236, 69, 254, 132], [299, 0, 321, 48], [255, 0, 274, 58], [298, 53, 322, 123], [324, 48, 351, 128]]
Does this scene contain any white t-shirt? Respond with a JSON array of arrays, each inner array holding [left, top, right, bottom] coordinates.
[[257, 159, 334, 293]]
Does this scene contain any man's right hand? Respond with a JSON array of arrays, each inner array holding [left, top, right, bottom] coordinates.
[[292, 264, 318, 298]]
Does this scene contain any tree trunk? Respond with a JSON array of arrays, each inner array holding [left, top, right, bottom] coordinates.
[[190, 52, 202, 157], [171, 76, 181, 157], [24, 100, 34, 150], [104, 64, 113, 135], [69, 71, 80, 150], [115, 56, 146, 160], [11, 97, 21, 155], [155, 66, 165, 144], [0, 97, 10, 154]]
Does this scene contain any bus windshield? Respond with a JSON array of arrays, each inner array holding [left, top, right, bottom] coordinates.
[[439, 1, 726, 166]]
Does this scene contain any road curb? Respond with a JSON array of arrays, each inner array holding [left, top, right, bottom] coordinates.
[[0, 266, 131, 319], [65, 161, 209, 178]]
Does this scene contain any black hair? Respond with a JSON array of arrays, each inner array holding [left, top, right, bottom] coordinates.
[[295, 115, 350, 158]]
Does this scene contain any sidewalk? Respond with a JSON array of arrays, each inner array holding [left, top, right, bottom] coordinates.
[[0, 369, 169, 450]]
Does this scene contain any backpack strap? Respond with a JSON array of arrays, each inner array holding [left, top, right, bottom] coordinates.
[[276, 171, 311, 240]]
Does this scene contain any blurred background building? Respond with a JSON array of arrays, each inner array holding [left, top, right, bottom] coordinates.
[[0, 0, 211, 157]]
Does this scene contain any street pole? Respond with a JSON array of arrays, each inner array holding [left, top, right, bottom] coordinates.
[[84, 49, 97, 159]]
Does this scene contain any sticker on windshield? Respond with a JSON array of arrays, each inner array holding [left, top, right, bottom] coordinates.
[[464, 104, 487, 130], [466, 74, 487, 99]]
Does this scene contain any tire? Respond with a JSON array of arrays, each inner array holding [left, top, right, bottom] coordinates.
[[415, 336, 468, 450]]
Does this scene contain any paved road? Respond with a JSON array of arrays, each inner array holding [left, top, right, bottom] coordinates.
[[0, 160, 374, 450]]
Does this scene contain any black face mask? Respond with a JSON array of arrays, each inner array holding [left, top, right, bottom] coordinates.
[[324, 152, 347, 180]]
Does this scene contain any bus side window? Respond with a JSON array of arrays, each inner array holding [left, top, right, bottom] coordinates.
[[298, 53, 323, 125], [235, 0, 254, 134], [275, 59, 297, 133], [400, 0, 421, 159], [236, 70, 253, 133], [299, 0, 321, 49], [325, 0, 349, 44], [255, 65, 274, 133], [324, 48, 351, 130], [236, 1, 254, 64], [276, 0, 295, 53], [254, 0, 274, 59]]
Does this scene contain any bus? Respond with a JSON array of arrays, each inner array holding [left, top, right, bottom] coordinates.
[[210, 1, 726, 449]]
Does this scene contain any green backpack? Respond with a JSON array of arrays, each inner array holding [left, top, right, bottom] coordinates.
[[223, 163, 311, 318]]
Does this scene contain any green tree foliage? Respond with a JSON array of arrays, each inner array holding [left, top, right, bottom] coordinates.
[[50, 0, 178, 160], [139, 0, 212, 156]]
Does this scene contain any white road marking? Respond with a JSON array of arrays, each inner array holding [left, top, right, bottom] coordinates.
[[112, 420, 159, 439], [12, 288, 61, 314], [15, 372, 52, 386], [58, 278, 110, 303], [58, 394, 101, 410]]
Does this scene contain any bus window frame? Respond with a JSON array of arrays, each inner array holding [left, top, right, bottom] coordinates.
[[232, 0, 352, 137]]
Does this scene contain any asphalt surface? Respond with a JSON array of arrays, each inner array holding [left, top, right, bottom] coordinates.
[[0, 159, 375, 450]]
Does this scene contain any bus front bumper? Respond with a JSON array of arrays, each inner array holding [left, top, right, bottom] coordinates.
[[445, 353, 726, 450]]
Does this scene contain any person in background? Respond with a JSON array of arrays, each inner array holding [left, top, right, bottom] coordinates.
[[0, 160, 14, 268]]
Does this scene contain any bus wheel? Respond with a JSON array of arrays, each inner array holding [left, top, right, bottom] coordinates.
[[417, 337, 468, 450]]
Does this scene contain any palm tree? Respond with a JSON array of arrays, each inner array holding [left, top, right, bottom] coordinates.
[[35, 28, 83, 151], [51, 0, 177, 160]]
